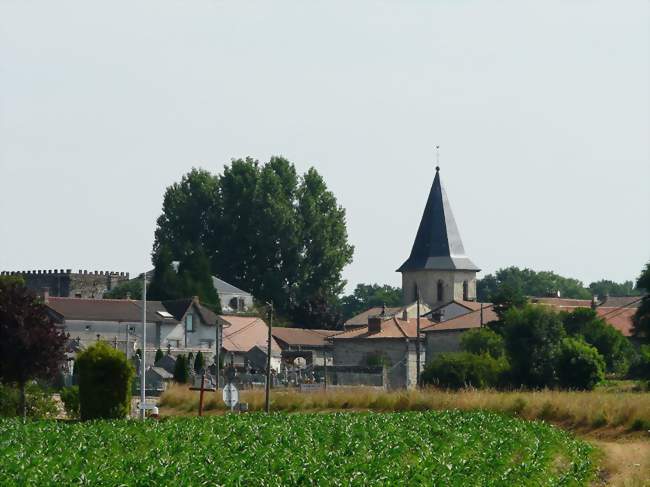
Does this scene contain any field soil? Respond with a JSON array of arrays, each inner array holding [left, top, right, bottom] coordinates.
[[591, 439, 650, 486]]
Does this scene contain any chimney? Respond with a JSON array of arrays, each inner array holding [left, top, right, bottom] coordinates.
[[402, 309, 408, 320], [41, 287, 50, 303], [591, 295, 598, 310], [368, 316, 382, 334]]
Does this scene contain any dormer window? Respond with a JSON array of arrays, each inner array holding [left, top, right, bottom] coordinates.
[[185, 313, 194, 332]]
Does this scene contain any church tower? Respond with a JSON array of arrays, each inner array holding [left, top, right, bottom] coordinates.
[[397, 166, 479, 306]]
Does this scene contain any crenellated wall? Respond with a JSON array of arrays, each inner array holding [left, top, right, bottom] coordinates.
[[0, 269, 130, 298]]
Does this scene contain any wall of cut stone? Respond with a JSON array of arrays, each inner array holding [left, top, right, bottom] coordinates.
[[1, 269, 129, 298]]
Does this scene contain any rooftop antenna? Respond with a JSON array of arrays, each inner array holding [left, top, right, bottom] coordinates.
[[435, 145, 440, 172]]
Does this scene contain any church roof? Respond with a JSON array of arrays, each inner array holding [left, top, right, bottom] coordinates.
[[397, 167, 479, 272]]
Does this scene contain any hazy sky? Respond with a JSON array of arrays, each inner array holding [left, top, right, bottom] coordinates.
[[1, 1, 648, 293]]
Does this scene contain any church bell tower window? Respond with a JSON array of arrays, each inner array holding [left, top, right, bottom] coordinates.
[[463, 281, 469, 301], [437, 280, 444, 302]]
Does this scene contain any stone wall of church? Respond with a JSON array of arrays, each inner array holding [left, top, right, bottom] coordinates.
[[402, 269, 477, 307]]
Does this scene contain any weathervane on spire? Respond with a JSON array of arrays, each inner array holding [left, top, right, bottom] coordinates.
[[435, 145, 440, 172]]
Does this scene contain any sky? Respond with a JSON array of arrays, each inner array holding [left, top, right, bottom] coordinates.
[[1, 0, 648, 294]]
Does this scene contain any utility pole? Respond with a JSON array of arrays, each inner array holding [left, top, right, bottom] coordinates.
[[415, 284, 421, 388], [265, 301, 273, 413], [140, 272, 147, 420], [215, 320, 221, 390]]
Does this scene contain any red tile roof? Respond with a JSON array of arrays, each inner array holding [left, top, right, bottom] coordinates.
[[343, 306, 402, 327], [422, 306, 498, 332], [271, 328, 339, 348], [332, 316, 427, 340], [529, 297, 593, 307], [220, 315, 281, 353]]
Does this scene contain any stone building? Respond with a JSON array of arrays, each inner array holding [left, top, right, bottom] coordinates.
[[1, 269, 129, 298], [397, 166, 480, 307], [329, 310, 426, 389]]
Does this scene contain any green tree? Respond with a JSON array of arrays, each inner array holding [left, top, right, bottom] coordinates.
[[421, 352, 508, 389], [173, 355, 189, 383], [340, 284, 403, 320], [154, 349, 164, 363], [152, 157, 353, 327], [460, 328, 505, 359], [177, 244, 221, 312], [0, 280, 66, 419], [588, 279, 640, 299], [148, 244, 183, 301], [194, 351, 205, 374], [501, 305, 566, 388], [104, 279, 143, 300], [76, 342, 134, 420], [561, 308, 634, 375], [477, 267, 591, 302], [633, 262, 650, 341], [555, 338, 605, 390], [292, 168, 354, 326]]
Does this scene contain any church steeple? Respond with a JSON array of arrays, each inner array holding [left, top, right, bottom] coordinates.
[[398, 165, 479, 306], [397, 166, 479, 273]]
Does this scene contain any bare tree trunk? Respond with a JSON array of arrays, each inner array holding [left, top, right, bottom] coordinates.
[[19, 381, 26, 422]]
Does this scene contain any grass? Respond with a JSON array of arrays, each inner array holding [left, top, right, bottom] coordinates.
[[0, 411, 595, 486], [159, 385, 650, 435]]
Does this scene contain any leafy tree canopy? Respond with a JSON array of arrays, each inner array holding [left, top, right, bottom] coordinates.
[[560, 308, 633, 375], [104, 279, 143, 300], [633, 262, 650, 341], [152, 158, 353, 328], [340, 284, 402, 321], [460, 328, 505, 359], [588, 279, 641, 299], [0, 281, 67, 418], [477, 267, 591, 302], [501, 304, 566, 388]]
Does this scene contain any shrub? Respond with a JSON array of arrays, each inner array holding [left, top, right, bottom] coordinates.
[[555, 338, 605, 390], [561, 308, 634, 375], [76, 342, 134, 420], [173, 355, 190, 383], [154, 349, 164, 364], [421, 352, 508, 389], [502, 305, 565, 388], [460, 328, 505, 358], [60, 386, 80, 419], [628, 345, 650, 380], [194, 351, 205, 374], [0, 383, 57, 418]]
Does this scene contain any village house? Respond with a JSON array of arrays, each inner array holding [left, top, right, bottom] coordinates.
[[219, 315, 282, 373], [343, 302, 431, 330], [271, 327, 338, 370], [45, 293, 221, 364], [329, 309, 426, 389]]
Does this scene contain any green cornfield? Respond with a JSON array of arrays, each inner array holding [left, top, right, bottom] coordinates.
[[0, 411, 594, 486]]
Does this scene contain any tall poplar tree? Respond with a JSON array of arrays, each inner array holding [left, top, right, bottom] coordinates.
[[151, 156, 353, 327]]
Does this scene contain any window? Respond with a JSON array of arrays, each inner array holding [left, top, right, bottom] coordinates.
[[185, 313, 194, 332], [229, 297, 239, 311], [437, 280, 444, 302], [463, 281, 469, 301]]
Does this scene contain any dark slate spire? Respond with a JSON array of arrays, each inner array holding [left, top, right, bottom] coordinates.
[[397, 167, 479, 272]]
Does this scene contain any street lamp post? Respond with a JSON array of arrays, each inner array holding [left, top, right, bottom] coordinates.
[[140, 273, 147, 419], [265, 301, 273, 413]]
